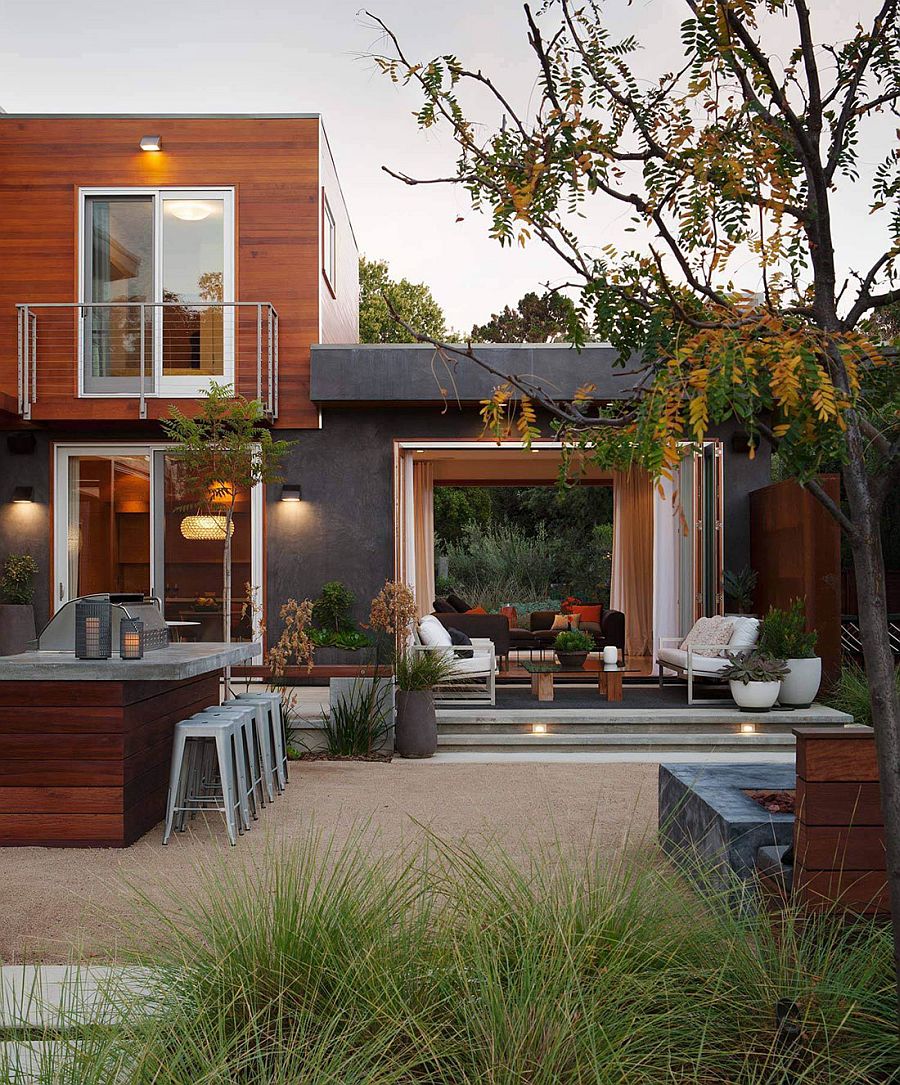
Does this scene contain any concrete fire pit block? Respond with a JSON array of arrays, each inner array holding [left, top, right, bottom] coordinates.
[[659, 763, 795, 892]]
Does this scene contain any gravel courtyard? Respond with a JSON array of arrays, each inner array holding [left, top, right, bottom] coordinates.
[[1, 760, 658, 962]]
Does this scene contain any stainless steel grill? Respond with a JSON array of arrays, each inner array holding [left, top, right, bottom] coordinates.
[[37, 594, 170, 654]]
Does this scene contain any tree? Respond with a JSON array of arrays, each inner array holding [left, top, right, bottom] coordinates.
[[359, 255, 451, 343], [371, 0, 900, 999], [163, 383, 292, 647], [470, 290, 581, 343]]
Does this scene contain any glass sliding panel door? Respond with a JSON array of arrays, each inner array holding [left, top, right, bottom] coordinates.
[[159, 192, 232, 395], [64, 454, 151, 599], [152, 451, 254, 643], [83, 196, 154, 395]]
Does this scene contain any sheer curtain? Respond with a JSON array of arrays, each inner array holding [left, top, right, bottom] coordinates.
[[653, 471, 681, 653], [412, 462, 435, 618], [611, 467, 655, 658]]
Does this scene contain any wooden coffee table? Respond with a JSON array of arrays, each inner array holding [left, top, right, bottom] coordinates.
[[598, 665, 624, 701], [522, 661, 560, 702]]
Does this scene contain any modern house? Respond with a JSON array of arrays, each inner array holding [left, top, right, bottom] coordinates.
[[0, 114, 840, 671]]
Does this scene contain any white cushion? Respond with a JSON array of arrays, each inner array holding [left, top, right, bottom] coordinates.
[[447, 655, 494, 677], [418, 616, 453, 648], [727, 616, 760, 650], [658, 647, 730, 675]]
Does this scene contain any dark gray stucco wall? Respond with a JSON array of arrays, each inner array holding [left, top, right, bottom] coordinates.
[[265, 407, 770, 632], [0, 430, 53, 630]]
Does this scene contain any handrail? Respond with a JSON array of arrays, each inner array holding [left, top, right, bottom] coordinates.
[[15, 301, 279, 421]]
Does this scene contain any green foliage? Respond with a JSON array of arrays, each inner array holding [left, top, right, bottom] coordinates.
[[437, 485, 614, 606], [321, 680, 390, 756], [309, 628, 371, 651], [723, 567, 758, 614], [433, 486, 492, 545], [358, 255, 451, 343], [0, 552, 37, 605], [17, 830, 897, 1082], [395, 648, 458, 691], [312, 580, 355, 633], [759, 600, 818, 660], [553, 628, 594, 653], [470, 290, 581, 343], [827, 661, 900, 729], [722, 651, 789, 685]]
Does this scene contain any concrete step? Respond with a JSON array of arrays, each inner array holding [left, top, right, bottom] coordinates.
[[436, 705, 850, 729], [436, 731, 797, 754], [437, 720, 806, 735]]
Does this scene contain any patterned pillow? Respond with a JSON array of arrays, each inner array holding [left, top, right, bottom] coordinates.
[[551, 613, 581, 631], [679, 616, 734, 656]]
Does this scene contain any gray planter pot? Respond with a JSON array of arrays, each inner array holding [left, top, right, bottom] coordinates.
[[0, 604, 35, 656], [779, 657, 822, 708], [395, 689, 438, 758]]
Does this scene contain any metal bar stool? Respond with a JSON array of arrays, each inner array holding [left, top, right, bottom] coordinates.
[[186, 706, 257, 829], [234, 691, 289, 791], [221, 697, 277, 803], [203, 702, 270, 810], [163, 715, 245, 846]]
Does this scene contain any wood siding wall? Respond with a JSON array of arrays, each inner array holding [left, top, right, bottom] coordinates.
[[750, 477, 841, 680], [0, 116, 345, 429]]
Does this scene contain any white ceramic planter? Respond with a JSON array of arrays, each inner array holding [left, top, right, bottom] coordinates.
[[729, 678, 781, 712], [779, 657, 822, 708]]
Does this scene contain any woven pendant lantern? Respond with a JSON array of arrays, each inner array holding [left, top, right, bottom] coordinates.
[[180, 514, 234, 541]]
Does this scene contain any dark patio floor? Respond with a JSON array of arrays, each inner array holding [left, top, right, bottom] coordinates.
[[440, 682, 736, 711]]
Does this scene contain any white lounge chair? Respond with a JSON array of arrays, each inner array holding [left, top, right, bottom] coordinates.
[[414, 616, 497, 706], [657, 616, 760, 705]]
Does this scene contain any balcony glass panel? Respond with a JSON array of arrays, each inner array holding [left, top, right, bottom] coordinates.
[[161, 197, 226, 380], [83, 196, 154, 395]]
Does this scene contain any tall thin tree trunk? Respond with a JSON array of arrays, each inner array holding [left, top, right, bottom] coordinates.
[[843, 466, 900, 1012], [223, 505, 234, 696]]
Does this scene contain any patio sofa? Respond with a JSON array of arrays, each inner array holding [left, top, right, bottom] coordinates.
[[432, 611, 511, 661], [657, 615, 760, 705], [527, 609, 625, 653]]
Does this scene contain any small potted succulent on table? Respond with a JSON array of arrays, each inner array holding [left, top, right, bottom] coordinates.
[[722, 651, 788, 712], [554, 628, 594, 670], [758, 599, 821, 708], [0, 553, 38, 656]]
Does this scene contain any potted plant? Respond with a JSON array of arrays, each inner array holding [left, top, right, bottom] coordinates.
[[394, 649, 457, 758], [723, 567, 758, 615], [722, 651, 789, 712], [554, 628, 594, 669], [0, 553, 38, 656], [758, 599, 821, 708]]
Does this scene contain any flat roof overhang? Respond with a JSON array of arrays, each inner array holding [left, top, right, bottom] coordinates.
[[309, 343, 647, 405]]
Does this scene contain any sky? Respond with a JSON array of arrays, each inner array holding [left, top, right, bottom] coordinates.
[[0, 0, 893, 334]]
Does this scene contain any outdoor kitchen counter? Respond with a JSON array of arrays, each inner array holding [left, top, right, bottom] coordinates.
[[0, 642, 259, 848], [0, 642, 258, 681]]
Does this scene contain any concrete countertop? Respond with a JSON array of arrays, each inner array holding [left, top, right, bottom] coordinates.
[[0, 642, 260, 681]]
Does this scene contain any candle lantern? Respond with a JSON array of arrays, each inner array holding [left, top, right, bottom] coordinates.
[[119, 617, 144, 660], [75, 599, 112, 659]]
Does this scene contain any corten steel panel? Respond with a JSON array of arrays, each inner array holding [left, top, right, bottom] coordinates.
[[0, 116, 323, 428], [750, 477, 841, 680]]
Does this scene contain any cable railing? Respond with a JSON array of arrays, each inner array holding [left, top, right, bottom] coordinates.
[[841, 615, 900, 659], [16, 301, 278, 421]]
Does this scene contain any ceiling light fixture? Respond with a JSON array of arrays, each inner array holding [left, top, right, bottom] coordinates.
[[166, 200, 216, 221], [139, 135, 162, 152]]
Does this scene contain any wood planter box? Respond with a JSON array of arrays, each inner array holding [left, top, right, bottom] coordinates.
[[793, 727, 888, 915]]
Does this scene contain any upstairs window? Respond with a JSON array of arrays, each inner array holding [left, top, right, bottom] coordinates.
[[81, 188, 234, 397], [323, 193, 336, 292]]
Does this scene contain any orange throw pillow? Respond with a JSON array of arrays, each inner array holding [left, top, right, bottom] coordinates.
[[466, 606, 488, 615], [570, 604, 602, 624]]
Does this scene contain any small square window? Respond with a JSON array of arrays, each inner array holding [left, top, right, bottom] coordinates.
[[323, 194, 336, 292]]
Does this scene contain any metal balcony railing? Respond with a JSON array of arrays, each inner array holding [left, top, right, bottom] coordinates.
[[16, 301, 279, 421]]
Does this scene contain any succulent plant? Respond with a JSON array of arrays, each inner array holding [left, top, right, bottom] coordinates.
[[722, 651, 789, 685]]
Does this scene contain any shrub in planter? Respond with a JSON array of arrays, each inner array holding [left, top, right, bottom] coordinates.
[[554, 628, 594, 670], [394, 650, 458, 758], [758, 599, 821, 707], [322, 678, 392, 757], [722, 652, 788, 712], [0, 553, 37, 656]]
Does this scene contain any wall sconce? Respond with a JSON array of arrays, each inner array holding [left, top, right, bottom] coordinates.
[[12, 486, 33, 503], [139, 135, 162, 152], [280, 485, 302, 502]]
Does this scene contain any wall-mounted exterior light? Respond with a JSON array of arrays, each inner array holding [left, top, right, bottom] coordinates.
[[12, 486, 33, 503], [280, 485, 302, 502], [139, 135, 162, 152]]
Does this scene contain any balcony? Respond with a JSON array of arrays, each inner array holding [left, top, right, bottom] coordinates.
[[16, 301, 278, 421]]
